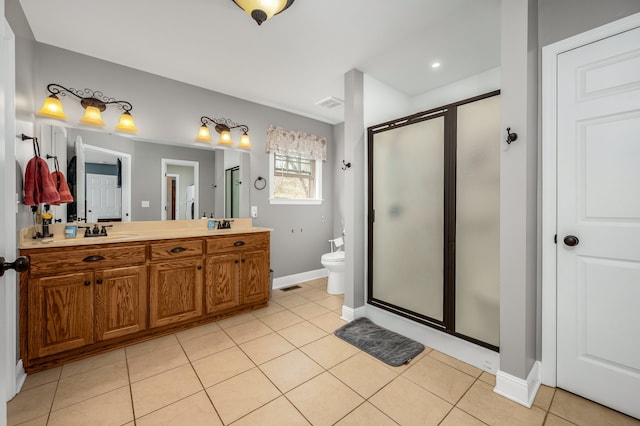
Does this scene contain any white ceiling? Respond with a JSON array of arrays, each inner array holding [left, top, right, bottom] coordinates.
[[19, 0, 501, 125]]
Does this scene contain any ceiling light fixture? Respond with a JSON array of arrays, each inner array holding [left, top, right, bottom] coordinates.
[[196, 116, 251, 150], [37, 83, 138, 133], [231, 0, 295, 25], [431, 62, 441, 69]]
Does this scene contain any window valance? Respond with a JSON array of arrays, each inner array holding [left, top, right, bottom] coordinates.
[[266, 125, 327, 161]]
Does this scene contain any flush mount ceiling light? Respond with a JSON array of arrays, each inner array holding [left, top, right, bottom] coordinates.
[[37, 83, 138, 133], [231, 0, 295, 25], [196, 116, 251, 150]]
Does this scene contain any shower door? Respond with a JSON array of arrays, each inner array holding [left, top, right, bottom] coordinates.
[[369, 113, 446, 323], [368, 91, 500, 350]]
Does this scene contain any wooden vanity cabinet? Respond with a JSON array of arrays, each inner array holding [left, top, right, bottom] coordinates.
[[28, 272, 94, 359], [20, 230, 270, 372], [23, 244, 147, 361], [204, 232, 270, 314], [205, 253, 241, 314], [149, 239, 203, 328], [94, 265, 147, 341]]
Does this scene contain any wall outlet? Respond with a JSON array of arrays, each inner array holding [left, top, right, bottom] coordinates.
[[141, 201, 150, 208], [251, 205, 258, 218]]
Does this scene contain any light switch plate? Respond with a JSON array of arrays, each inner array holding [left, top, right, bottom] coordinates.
[[251, 205, 258, 218]]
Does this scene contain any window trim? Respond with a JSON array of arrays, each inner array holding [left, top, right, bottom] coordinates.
[[269, 152, 323, 205]]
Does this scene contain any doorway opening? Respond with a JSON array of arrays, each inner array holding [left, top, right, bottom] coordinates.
[[161, 159, 198, 220], [225, 166, 240, 218]]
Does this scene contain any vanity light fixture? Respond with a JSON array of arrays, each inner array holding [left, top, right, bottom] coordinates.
[[37, 83, 138, 133], [196, 116, 251, 150], [231, 0, 295, 25]]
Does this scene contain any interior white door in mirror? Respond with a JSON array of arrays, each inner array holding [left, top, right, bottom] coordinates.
[[86, 174, 122, 222], [557, 25, 640, 420]]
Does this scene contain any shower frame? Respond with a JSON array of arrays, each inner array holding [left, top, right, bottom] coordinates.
[[367, 90, 500, 352]]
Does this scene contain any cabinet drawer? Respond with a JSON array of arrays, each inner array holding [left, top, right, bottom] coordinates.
[[150, 239, 203, 261], [206, 233, 269, 254], [27, 245, 146, 276]]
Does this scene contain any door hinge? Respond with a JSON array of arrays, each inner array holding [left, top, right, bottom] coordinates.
[[554, 234, 557, 244]]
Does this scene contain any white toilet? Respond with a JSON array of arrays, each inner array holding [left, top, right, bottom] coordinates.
[[321, 237, 346, 295]]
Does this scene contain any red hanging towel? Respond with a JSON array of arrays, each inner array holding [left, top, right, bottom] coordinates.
[[23, 157, 60, 206], [50, 171, 74, 204]]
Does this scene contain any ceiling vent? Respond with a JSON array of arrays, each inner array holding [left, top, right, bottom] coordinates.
[[316, 96, 344, 110]]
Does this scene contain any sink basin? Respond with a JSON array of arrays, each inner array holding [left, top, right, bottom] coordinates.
[[103, 232, 140, 239]]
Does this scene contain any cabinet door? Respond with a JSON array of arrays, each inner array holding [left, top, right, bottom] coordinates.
[[149, 259, 203, 328], [205, 253, 240, 314], [94, 265, 147, 341], [28, 272, 94, 359], [240, 249, 269, 305]]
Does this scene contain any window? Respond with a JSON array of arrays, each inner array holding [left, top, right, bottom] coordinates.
[[266, 125, 326, 205], [270, 153, 322, 203]]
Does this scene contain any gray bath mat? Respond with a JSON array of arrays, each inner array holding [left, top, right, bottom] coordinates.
[[334, 317, 424, 367]]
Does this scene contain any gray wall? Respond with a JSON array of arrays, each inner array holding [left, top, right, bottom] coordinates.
[[342, 70, 366, 310], [332, 122, 345, 239], [10, 32, 335, 279], [498, 0, 539, 381], [538, 0, 640, 47]]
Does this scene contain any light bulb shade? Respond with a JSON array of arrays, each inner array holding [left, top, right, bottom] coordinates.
[[115, 111, 138, 133], [237, 132, 252, 150], [232, 0, 294, 25], [218, 129, 233, 146], [79, 106, 106, 127], [37, 95, 68, 120], [196, 125, 212, 142]]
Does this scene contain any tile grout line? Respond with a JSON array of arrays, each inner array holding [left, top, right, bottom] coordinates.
[[123, 347, 137, 425], [174, 334, 226, 426]]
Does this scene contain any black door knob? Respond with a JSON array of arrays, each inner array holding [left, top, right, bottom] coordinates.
[[0, 256, 29, 277], [563, 235, 579, 247]]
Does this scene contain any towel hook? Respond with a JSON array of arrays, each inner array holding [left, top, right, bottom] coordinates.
[[341, 160, 352, 170], [21, 134, 41, 157]]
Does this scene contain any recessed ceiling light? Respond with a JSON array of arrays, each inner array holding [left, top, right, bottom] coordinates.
[[431, 62, 441, 69]]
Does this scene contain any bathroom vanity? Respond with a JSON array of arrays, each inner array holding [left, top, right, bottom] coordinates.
[[18, 219, 271, 372]]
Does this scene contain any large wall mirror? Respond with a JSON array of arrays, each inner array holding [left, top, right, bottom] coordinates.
[[40, 124, 250, 223]]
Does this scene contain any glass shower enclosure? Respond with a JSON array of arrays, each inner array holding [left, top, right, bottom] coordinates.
[[367, 92, 500, 350]]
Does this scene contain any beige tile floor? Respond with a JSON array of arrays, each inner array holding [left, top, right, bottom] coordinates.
[[8, 278, 640, 426]]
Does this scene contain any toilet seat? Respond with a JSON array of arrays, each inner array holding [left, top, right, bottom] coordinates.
[[321, 251, 345, 263]]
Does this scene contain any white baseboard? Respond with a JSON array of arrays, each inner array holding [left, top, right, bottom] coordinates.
[[15, 359, 26, 395], [494, 361, 541, 408], [341, 305, 366, 322], [272, 269, 328, 290], [366, 304, 500, 374]]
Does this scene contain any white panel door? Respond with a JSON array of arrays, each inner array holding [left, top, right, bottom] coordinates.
[[86, 174, 122, 222], [557, 26, 640, 419], [1, 15, 16, 422]]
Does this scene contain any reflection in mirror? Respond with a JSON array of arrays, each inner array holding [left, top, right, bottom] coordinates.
[[161, 159, 199, 220], [40, 125, 250, 223], [221, 149, 250, 218], [74, 141, 132, 223]]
